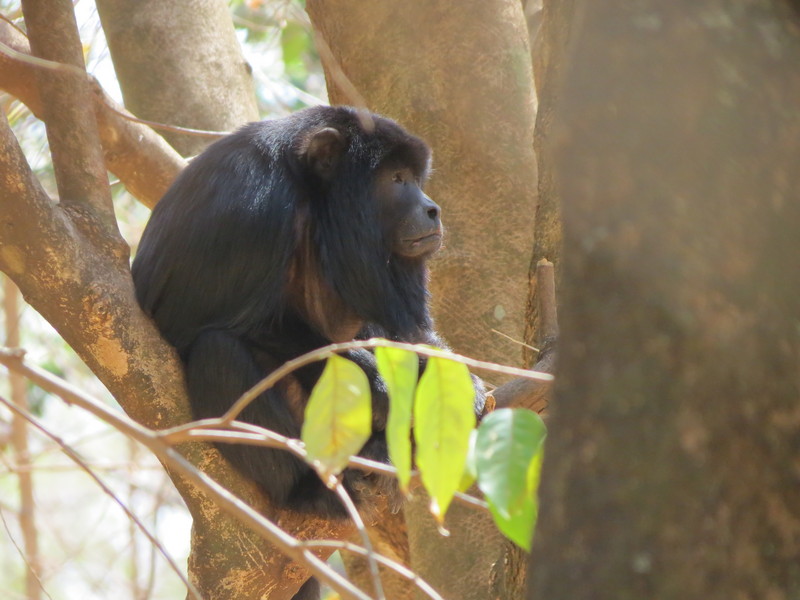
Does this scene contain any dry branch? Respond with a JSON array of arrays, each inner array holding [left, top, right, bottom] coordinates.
[[0, 40, 350, 600], [0, 391, 202, 599], [21, 0, 116, 230], [0, 348, 368, 599], [0, 20, 185, 208]]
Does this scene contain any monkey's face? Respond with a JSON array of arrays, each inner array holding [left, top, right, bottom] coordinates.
[[374, 165, 443, 259]]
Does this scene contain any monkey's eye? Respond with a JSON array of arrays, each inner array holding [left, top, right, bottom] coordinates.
[[392, 172, 404, 184]]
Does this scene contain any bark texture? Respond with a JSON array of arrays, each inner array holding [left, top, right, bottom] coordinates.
[[530, 2, 800, 598], [523, 0, 574, 367], [96, 0, 258, 156], [307, 3, 539, 599]]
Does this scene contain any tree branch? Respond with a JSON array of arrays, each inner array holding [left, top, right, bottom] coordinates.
[[0, 20, 185, 209], [20, 0, 117, 234], [0, 348, 367, 600], [0, 106, 346, 599]]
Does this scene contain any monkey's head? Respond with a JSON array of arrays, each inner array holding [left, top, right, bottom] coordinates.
[[291, 107, 440, 336], [295, 110, 442, 262]]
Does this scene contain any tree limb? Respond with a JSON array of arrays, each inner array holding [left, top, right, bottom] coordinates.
[[20, 0, 117, 232], [0, 348, 366, 600], [0, 20, 185, 209]]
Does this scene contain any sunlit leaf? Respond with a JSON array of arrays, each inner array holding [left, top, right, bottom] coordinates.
[[414, 355, 476, 521], [302, 354, 372, 481], [475, 408, 546, 550], [375, 345, 419, 493]]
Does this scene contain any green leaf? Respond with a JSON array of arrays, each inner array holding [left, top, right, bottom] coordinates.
[[301, 354, 372, 481], [475, 408, 547, 550], [485, 447, 543, 551], [457, 429, 478, 493], [375, 345, 419, 493], [414, 355, 477, 521]]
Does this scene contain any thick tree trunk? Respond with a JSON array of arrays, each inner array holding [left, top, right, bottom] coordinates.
[[307, 2, 538, 599], [530, 2, 800, 598], [96, 0, 258, 156]]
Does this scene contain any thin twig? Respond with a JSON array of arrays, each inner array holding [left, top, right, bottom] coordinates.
[[332, 481, 385, 600], [0, 348, 372, 600], [0, 505, 54, 600], [0, 395, 203, 600], [162, 423, 490, 512], [223, 338, 553, 424], [491, 328, 539, 353], [300, 540, 445, 600]]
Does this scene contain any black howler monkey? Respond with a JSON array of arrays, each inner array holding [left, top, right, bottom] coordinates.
[[132, 106, 484, 597]]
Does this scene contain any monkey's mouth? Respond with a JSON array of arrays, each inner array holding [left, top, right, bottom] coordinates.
[[410, 232, 441, 245], [401, 231, 442, 257]]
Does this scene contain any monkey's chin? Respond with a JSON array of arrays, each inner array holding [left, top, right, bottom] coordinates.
[[398, 232, 442, 258]]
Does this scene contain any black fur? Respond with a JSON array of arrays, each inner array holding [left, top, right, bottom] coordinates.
[[132, 105, 484, 519]]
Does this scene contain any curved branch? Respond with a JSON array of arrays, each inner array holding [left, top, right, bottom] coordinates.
[[0, 113, 349, 599], [20, 0, 116, 232], [0, 348, 366, 600], [223, 339, 552, 424], [0, 21, 185, 209]]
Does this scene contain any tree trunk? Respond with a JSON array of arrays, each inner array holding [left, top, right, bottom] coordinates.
[[530, 2, 800, 598], [307, 2, 538, 599], [523, 0, 573, 367], [96, 0, 258, 156]]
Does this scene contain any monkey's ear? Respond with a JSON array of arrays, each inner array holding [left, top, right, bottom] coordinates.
[[299, 127, 346, 179]]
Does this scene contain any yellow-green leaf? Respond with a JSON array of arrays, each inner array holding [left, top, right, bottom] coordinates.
[[302, 355, 372, 481], [375, 345, 419, 493], [414, 355, 476, 521]]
